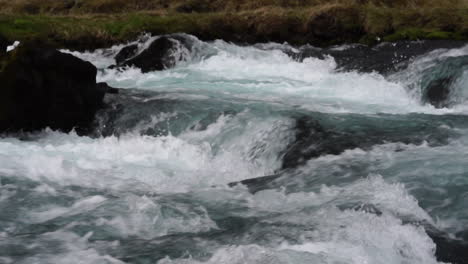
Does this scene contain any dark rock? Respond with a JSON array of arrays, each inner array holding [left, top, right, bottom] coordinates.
[[281, 116, 364, 169], [114, 44, 138, 65], [0, 35, 10, 55], [425, 77, 453, 108], [292, 40, 467, 75], [420, 55, 468, 108], [428, 230, 468, 264], [338, 40, 468, 74], [123, 36, 185, 72], [282, 45, 325, 62], [228, 174, 282, 193], [281, 113, 462, 169], [97, 82, 120, 94], [0, 43, 108, 134]]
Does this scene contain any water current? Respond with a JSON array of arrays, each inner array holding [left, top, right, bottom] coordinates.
[[1, 34, 468, 264]]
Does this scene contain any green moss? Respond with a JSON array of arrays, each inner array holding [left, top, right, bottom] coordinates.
[[426, 31, 454, 39], [383, 28, 427, 41], [383, 28, 460, 42]]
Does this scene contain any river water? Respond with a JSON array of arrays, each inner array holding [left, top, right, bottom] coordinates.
[[1, 35, 468, 264]]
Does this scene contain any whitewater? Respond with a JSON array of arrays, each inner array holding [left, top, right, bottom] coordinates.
[[1, 34, 468, 264]]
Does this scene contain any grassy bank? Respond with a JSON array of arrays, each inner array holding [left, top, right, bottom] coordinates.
[[0, 0, 467, 50]]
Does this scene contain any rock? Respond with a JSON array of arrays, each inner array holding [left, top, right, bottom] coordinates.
[[282, 45, 325, 62], [97, 82, 120, 94], [0, 34, 10, 55], [281, 116, 371, 169], [114, 44, 138, 65], [425, 77, 453, 108], [228, 174, 282, 194], [0, 43, 108, 134], [280, 113, 461, 169], [291, 40, 467, 75], [420, 55, 468, 108], [122, 36, 187, 72], [428, 230, 468, 264]]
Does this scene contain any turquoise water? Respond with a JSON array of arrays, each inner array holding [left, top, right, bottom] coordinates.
[[1, 35, 468, 264]]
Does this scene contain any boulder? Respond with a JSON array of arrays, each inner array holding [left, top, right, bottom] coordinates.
[[97, 82, 120, 94], [0, 35, 9, 55], [420, 55, 468, 108], [122, 36, 185, 72], [428, 229, 468, 264], [0, 43, 108, 134], [425, 77, 453, 108], [114, 44, 138, 65]]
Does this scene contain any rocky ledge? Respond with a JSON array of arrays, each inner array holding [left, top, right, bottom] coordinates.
[[0, 42, 116, 134]]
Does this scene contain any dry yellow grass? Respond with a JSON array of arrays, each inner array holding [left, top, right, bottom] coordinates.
[[0, 0, 466, 49], [0, 0, 466, 14]]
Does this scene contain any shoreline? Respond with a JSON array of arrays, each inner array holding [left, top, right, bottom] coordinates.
[[0, 3, 467, 51]]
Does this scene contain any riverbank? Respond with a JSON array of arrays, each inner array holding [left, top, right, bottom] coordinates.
[[0, 0, 467, 50]]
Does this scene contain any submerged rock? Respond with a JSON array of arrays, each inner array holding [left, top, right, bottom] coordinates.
[[420, 55, 468, 108], [0, 43, 110, 134], [425, 77, 454, 108], [121, 36, 189, 72]]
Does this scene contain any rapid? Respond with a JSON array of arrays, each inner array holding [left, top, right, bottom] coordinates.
[[1, 34, 468, 264]]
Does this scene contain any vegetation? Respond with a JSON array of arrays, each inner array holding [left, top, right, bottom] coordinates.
[[0, 0, 467, 49]]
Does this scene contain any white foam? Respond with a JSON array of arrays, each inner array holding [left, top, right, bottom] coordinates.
[[93, 37, 460, 115], [3, 35, 467, 264], [292, 138, 468, 233], [95, 195, 217, 239], [28, 195, 107, 223], [15, 231, 125, 264], [6, 40, 20, 52], [0, 114, 289, 193], [58, 34, 468, 115], [389, 43, 468, 111], [158, 211, 441, 264]]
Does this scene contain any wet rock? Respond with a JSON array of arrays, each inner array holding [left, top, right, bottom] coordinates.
[[114, 44, 138, 65], [282, 45, 325, 61], [122, 36, 188, 72], [425, 77, 453, 108], [420, 55, 468, 108], [0, 34, 10, 55], [97, 82, 120, 94], [281, 113, 462, 169], [281, 117, 334, 169], [0, 43, 109, 134], [281, 116, 368, 169], [228, 174, 282, 193], [292, 40, 467, 74], [428, 230, 468, 264]]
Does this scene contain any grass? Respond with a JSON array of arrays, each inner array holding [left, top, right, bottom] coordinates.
[[1, 0, 466, 14], [0, 0, 466, 49]]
